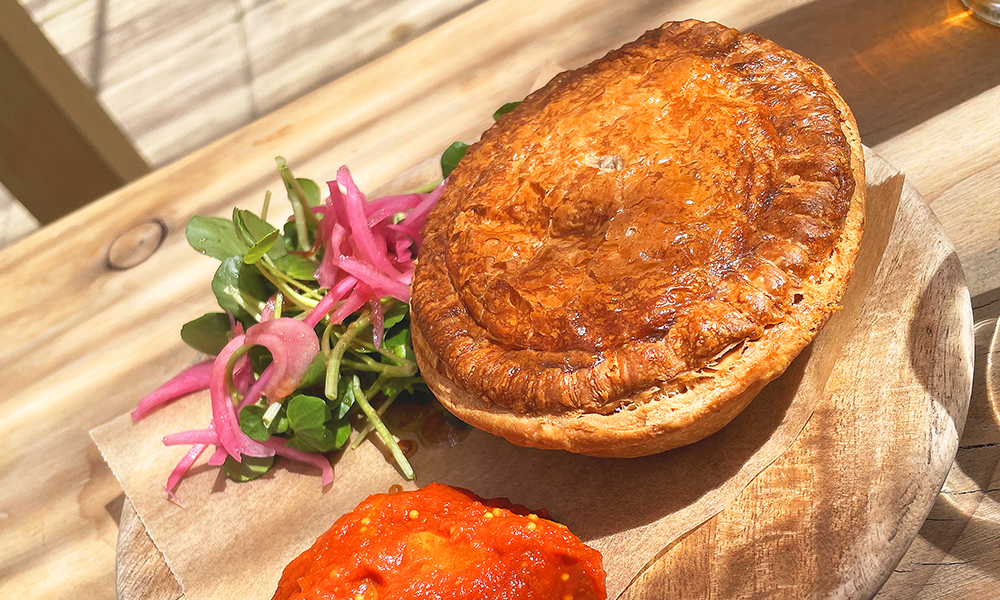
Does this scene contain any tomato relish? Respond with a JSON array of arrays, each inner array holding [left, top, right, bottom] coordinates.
[[272, 483, 606, 600]]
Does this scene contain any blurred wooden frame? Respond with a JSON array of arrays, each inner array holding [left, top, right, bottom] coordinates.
[[0, 0, 149, 225]]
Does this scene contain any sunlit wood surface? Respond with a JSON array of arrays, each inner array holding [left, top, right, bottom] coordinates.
[[2, 0, 999, 598]]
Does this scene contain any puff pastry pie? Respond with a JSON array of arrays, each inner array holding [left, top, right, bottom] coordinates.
[[410, 20, 865, 457]]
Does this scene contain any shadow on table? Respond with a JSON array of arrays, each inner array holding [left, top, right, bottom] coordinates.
[[893, 282, 1000, 585], [750, 0, 1000, 146], [411, 345, 810, 542]]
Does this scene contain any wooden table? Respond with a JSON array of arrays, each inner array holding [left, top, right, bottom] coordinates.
[[1, 0, 998, 598]]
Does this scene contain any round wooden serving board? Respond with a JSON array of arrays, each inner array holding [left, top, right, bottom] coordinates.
[[116, 153, 973, 600]]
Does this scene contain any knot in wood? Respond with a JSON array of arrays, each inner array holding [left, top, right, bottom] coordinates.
[[106, 219, 167, 270]]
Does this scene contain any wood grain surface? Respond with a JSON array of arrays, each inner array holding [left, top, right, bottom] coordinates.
[[0, 0, 149, 223], [113, 154, 973, 600], [2, 0, 999, 598], [625, 173, 973, 600], [116, 500, 181, 600]]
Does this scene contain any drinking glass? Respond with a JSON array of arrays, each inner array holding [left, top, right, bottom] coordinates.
[[964, 0, 1000, 25]]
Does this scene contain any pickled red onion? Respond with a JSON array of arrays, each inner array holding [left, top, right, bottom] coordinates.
[[262, 438, 334, 486], [163, 428, 219, 446], [315, 222, 347, 290], [315, 167, 444, 307], [400, 180, 446, 235], [207, 447, 228, 466], [244, 318, 319, 401], [165, 443, 209, 502], [232, 353, 254, 396], [338, 167, 405, 280], [237, 367, 272, 411], [333, 256, 410, 300], [364, 194, 423, 226], [131, 360, 213, 422], [211, 335, 274, 461], [384, 181, 446, 250], [305, 275, 357, 328], [329, 284, 372, 326]]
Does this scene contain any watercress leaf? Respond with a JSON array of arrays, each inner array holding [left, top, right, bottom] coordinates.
[[211, 257, 269, 321], [287, 394, 331, 431], [286, 423, 346, 453], [382, 303, 408, 331], [277, 160, 321, 252], [274, 415, 289, 434], [223, 455, 274, 482], [382, 376, 418, 400], [180, 312, 231, 355], [381, 379, 404, 400], [383, 326, 414, 361], [493, 101, 521, 120], [330, 419, 352, 448], [238, 405, 270, 442], [284, 433, 318, 453], [249, 345, 272, 375], [282, 221, 299, 251], [234, 209, 287, 258], [186, 216, 248, 261], [441, 142, 469, 178], [298, 354, 327, 389], [244, 229, 279, 264], [233, 208, 267, 243], [273, 254, 318, 281], [332, 377, 356, 419], [286, 428, 326, 452], [296, 178, 321, 207]]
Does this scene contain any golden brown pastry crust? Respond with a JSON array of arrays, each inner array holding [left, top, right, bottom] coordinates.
[[410, 20, 865, 457]]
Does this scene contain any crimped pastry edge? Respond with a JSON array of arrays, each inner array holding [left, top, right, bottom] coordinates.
[[411, 29, 866, 458]]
